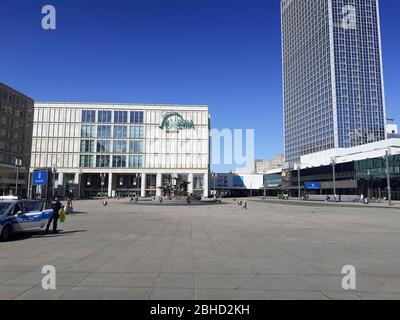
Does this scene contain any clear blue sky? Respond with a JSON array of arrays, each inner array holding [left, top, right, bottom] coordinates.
[[1, 0, 400, 172]]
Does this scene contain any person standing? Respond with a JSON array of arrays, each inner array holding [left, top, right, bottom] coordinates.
[[243, 200, 247, 211], [45, 197, 64, 234]]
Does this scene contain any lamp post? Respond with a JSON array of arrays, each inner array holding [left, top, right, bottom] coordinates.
[[78, 169, 83, 199], [134, 173, 139, 197], [297, 162, 301, 200], [331, 157, 337, 202], [100, 173, 106, 198], [52, 166, 57, 198], [211, 172, 216, 197], [385, 149, 392, 206], [15, 159, 22, 197], [263, 172, 266, 200]]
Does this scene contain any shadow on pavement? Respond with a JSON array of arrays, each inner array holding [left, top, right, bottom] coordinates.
[[4, 230, 88, 242]]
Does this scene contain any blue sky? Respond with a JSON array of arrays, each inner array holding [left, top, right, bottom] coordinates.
[[1, 0, 400, 172]]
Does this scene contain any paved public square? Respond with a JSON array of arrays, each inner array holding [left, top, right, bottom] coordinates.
[[1, 199, 400, 300]]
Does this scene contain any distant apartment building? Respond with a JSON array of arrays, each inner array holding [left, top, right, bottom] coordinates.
[[0, 83, 34, 197], [387, 123, 399, 139], [231, 155, 285, 175], [255, 154, 285, 174], [281, 0, 387, 164]]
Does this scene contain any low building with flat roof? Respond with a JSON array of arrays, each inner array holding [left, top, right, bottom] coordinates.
[[30, 102, 210, 199], [209, 172, 264, 197], [262, 138, 400, 201]]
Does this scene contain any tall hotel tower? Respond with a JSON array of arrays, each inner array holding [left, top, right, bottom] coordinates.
[[281, 0, 387, 164]]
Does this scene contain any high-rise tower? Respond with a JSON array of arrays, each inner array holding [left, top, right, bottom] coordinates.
[[281, 0, 387, 164]]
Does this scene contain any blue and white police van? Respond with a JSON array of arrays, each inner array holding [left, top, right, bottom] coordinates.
[[0, 196, 53, 241]]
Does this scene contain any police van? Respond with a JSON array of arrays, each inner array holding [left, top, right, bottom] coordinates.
[[0, 196, 53, 241]]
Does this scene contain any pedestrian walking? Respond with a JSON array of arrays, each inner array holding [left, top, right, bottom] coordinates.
[[65, 198, 73, 214], [45, 197, 64, 234], [243, 200, 247, 210]]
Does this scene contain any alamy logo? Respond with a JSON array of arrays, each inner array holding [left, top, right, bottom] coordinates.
[[41, 5, 56, 30], [341, 5, 357, 30], [341, 265, 356, 290], [211, 129, 254, 167], [41, 265, 56, 290]]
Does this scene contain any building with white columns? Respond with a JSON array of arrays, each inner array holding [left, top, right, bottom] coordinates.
[[30, 102, 210, 199]]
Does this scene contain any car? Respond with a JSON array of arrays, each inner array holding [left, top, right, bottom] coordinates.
[[0, 199, 53, 241]]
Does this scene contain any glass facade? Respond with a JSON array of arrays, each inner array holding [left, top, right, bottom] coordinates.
[[76, 110, 144, 168], [332, 0, 386, 148], [80, 140, 95, 153], [129, 140, 144, 154], [113, 140, 127, 153], [281, 0, 386, 164], [98, 125, 111, 138], [354, 155, 400, 179], [81, 125, 96, 138], [96, 155, 110, 168], [263, 173, 283, 188], [129, 155, 144, 168], [130, 125, 144, 139], [97, 140, 111, 153], [114, 111, 128, 123], [98, 110, 112, 123], [31, 103, 210, 198], [193, 175, 204, 190], [112, 155, 127, 168], [82, 110, 96, 123], [113, 125, 128, 139], [31, 104, 209, 172], [130, 111, 144, 124], [80, 155, 94, 167]]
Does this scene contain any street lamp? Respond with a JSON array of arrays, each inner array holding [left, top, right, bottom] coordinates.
[[211, 171, 216, 197], [15, 159, 22, 197], [331, 157, 337, 202], [52, 166, 57, 197], [100, 173, 106, 198], [385, 149, 392, 206], [296, 162, 301, 200], [78, 169, 83, 199], [263, 172, 266, 200], [133, 173, 139, 197]]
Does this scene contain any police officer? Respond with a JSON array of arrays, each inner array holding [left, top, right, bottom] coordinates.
[[45, 197, 64, 234]]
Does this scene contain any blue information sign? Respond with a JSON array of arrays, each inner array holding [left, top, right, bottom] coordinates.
[[305, 182, 321, 190], [33, 170, 48, 186]]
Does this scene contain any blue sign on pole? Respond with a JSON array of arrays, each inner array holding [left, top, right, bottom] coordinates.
[[305, 182, 321, 190], [33, 170, 47, 186]]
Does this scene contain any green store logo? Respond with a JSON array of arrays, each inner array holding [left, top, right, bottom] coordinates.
[[159, 112, 195, 132]]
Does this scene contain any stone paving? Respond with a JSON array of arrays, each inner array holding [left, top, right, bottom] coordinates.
[[1, 199, 400, 300]]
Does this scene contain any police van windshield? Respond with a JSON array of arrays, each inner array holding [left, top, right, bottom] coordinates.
[[0, 202, 12, 216]]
